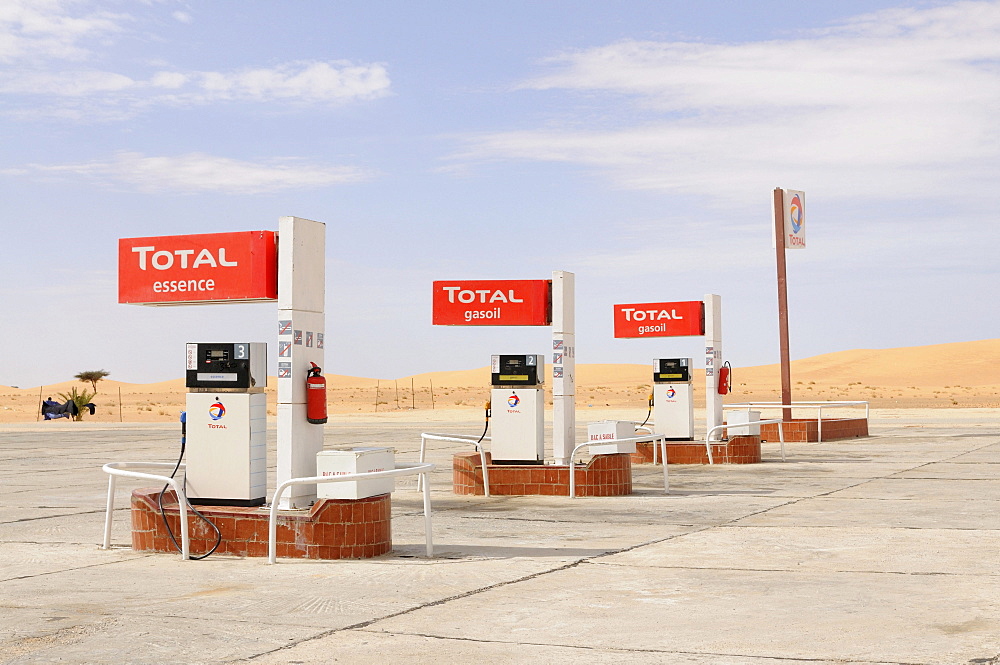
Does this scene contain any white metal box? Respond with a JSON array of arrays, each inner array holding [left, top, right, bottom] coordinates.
[[490, 388, 545, 463], [653, 383, 694, 440], [726, 410, 762, 436], [184, 392, 267, 506], [316, 447, 395, 499], [587, 420, 637, 455]]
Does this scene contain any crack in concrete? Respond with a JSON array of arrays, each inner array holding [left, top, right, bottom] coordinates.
[[0, 555, 154, 583], [1, 509, 107, 525], [235, 531, 694, 662], [350, 629, 933, 664]]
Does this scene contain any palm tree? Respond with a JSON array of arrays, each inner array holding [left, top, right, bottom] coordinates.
[[75, 370, 110, 393]]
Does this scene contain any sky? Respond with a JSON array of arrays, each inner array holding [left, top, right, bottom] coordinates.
[[2, 0, 998, 388]]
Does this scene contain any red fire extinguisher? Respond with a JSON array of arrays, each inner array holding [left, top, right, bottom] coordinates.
[[306, 362, 328, 424], [717, 361, 732, 396]]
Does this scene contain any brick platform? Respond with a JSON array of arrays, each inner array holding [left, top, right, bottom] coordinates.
[[130, 488, 391, 559], [760, 418, 868, 443], [631, 436, 762, 465], [453, 452, 632, 496]]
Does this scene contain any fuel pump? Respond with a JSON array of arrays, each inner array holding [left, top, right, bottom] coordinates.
[[652, 357, 694, 440], [489, 354, 545, 464], [184, 342, 267, 506]]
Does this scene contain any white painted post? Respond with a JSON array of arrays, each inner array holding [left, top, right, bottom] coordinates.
[[704, 294, 723, 441], [276, 217, 326, 508], [551, 271, 575, 465]]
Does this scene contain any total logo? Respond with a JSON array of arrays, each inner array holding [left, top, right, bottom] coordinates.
[[208, 402, 226, 420], [665, 388, 676, 399], [507, 393, 520, 408], [789, 193, 803, 234]]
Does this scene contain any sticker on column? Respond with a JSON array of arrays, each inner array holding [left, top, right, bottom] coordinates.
[[706, 368, 714, 376], [316, 333, 324, 349], [278, 341, 291, 357], [553, 352, 563, 364], [553, 339, 563, 350], [294, 330, 303, 345], [706, 357, 714, 366], [553, 367, 564, 378], [306, 331, 313, 348], [278, 362, 292, 378], [278, 320, 292, 335]]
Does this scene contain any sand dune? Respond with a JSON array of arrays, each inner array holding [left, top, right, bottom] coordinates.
[[2, 338, 998, 422]]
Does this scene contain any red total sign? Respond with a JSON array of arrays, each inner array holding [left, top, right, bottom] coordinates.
[[432, 280, 551, 326], [119, 231, 278, 305], [613, 300, 705, 338]]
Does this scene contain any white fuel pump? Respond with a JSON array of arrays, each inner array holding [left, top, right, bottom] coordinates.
[[184, 342, 267, 506], [652, 357, 694, 440], [489, 354, 545, 464]]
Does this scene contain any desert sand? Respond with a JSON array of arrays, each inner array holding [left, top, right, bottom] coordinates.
[[2, 338, 998, 423]]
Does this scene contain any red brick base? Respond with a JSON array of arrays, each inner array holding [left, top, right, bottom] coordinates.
[[760, 418, 868, 443], [631, 436, 762, 465], [130, 488, 391, 559], [453, 452, 632, 496]]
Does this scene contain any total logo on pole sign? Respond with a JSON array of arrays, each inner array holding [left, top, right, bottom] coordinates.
[[118, 231, 278, 305], [432, 280, 551, 326], [613, 301, 705, 338], [783, 189, 806, 249]]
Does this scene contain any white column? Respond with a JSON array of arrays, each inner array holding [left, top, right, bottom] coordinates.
[[551, 271, 575, 465], [276, 217, 326, 508], [704, 294, 723, 440]]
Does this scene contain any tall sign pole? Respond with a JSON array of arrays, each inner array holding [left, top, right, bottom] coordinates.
[[703, 294, 724, 438], [772, 187, 805, 422], [551, 270, 575, 465], [276, 216, 326, 509]]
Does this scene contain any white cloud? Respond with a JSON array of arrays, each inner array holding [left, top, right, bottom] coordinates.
[[0, 68, 135, 94], [27, 151, 375, 194], [0, 2, 391, 116], [458, 1, 1000, 206], [194, 61, 391, 104], [0, 0, 127, 62], [0, 60, 391, 115]]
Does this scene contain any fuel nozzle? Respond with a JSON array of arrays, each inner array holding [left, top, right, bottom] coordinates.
[[477, 400, 491, 445], [639, 393, 653, 429]]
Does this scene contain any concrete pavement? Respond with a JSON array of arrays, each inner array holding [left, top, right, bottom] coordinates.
[[1, 409, 998, 664]]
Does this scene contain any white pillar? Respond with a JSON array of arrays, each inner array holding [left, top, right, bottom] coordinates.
[[276, 217, 326, 508], [551, 271, 575, 465], [704, 294, 723, 440]]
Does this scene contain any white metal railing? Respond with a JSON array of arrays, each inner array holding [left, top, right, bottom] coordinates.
[[632, 424, 661, 463], [704, 420, 785, 465], [724, 401, 869, 442], [268, 462, 435, 564], [568, 434, 670, 498], [420, 432, 492, 496], [101, 462, 190, 560]]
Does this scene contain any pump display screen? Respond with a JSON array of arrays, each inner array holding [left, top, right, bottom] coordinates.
[[186, 342, 265, 390], [491, 354, 543, 386], [653, 358, 691, 383]]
